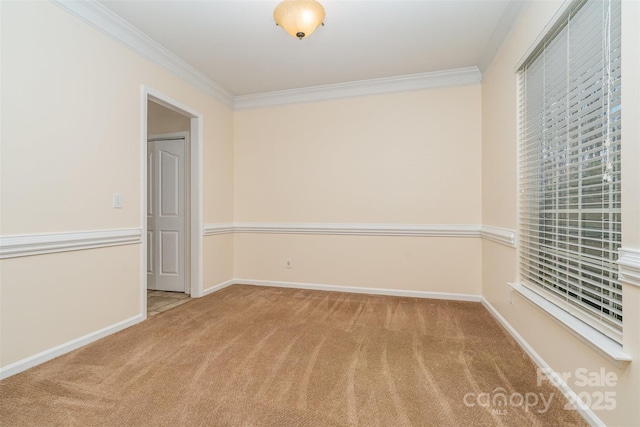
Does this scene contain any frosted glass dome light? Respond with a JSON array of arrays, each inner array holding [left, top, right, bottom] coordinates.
[[274, 0, 325, 40]]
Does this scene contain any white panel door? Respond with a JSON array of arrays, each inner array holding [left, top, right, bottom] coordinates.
[[147, 138, 187, 292]]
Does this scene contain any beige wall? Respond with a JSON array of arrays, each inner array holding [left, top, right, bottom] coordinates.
[[0, 1, 234, 366], [234, 87, 483, 294], [203, 234, 234, 290], [234, 87, 482, 224], [235, 234, 482, 295], [147, 100, 191, 135], [1, 246, 140, 364], [2, 1, 638, 424], [481, 1, 640, 425]]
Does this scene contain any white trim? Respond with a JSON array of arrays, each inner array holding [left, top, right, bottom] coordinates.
[[233, 67, 482, 110], [481, 298, 604, 427], [190, 113, 204, 297], [142, 87, 204, 299], [0, 279, 478, 379], [205, 223, 522, 242], [514, 0, 574, 71], [618, 247, 640, 288], [0, 222, 490, 269], [140, 90, 149, 317], [508, 282, 631, 365], [201, 279, 236, 297], [234, 279, 482, 302], [203, 223, 235, 236], [148, 131, 187, 142], [233, 222, 481, 238], [480, 225, 517, 248], [0, 228, 141, 259], [478, 0, 530, 72], [51, 1, 484, 109], [0, 314, 143, 380], [52, 0, 233, 107]]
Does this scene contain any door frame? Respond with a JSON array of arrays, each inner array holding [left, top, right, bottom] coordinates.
[[141, 86, 204, 319]]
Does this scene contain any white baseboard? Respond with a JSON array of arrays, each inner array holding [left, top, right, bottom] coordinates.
[[481, 298, 604, 427], [0, 314, 144, 380], [234, 279, 482, 302], [201, 279, 236, 297]]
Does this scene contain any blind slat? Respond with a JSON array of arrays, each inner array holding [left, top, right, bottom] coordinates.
[[518, 0, 622, 343]]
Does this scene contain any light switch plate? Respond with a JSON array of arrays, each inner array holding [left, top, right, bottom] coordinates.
[[113, 194, 123, 209]]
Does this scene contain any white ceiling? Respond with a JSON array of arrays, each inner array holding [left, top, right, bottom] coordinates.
[[98, 0, 526, 96]]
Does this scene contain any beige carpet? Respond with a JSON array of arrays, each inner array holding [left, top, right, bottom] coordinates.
[[1, 285, 587, 426]]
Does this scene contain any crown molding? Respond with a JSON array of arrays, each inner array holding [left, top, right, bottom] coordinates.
[[53, 1, 482, 110], [0, 228, 142, 259], [478, 0, 530, 73], [51, 0, 234, 108], [234, 67, 482, 110], [618, 247, 640, 288]]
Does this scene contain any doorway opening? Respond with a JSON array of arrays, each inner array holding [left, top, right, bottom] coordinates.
[[142, 87, 204, 319]]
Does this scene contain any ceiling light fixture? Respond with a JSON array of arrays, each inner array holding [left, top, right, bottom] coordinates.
[[274, 0, 325, 40]]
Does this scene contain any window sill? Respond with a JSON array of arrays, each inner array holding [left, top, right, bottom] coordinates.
[[508, 282, 632, 367]]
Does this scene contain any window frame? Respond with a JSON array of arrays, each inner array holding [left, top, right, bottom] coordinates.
[[515, 0, 625, 348]]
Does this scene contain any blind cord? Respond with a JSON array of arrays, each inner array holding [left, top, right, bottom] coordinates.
[[602, 0, 613, 183]]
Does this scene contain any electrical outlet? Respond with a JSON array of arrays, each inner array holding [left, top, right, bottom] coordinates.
[[285, 258, 292, 269]]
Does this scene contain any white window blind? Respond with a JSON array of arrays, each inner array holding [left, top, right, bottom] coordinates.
[[518, 0, 622, 342]]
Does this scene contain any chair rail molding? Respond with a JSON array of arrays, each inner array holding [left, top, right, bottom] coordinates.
[[203, 223, 523, 241], [480, 225, 517, 247], [203, 223, 235, 236], [0, 228, 142, 259], [618, 247, 640, 288], [203, 222, 483, 238]]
